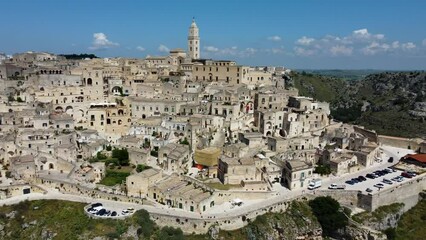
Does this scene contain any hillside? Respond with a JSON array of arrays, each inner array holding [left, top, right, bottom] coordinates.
[[394, 194, 426, 239], [0, 200, 184, 240], [291, 71, 426, 138], [188, 201, 322, 240], [298, 69, 385, 81]]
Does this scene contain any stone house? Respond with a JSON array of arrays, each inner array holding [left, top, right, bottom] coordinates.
[[282, 160, 314, 190]]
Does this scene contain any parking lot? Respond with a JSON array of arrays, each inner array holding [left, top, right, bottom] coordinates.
[[85, 202, 135, 218], [324, 167, 419, 194]]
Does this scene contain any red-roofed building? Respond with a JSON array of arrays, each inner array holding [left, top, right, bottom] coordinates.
[[401, 154, 426, 167]]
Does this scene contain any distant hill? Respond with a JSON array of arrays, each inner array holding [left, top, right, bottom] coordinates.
[[59, 54, 98, 60], [291, 71, 426, 138], [296, 69, 389, 81]]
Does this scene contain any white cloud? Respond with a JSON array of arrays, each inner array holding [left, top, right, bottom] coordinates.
[[330, 45, 353, 56], [294, 47, 317, 56], [158, 44, 169, 53], [244, 47, 257, 55], [296, 36, 315, 46], [136, 46, 145, 52], [89, 33, 119, 50], [401, 42, 416, 50], [270, 46, 285, 54], [391, 41, 400, 49], [204, 46, 219, 52], [267, 36, 282, 41], [361, 40, 416, 55], [362, 42, 391, 55], [423, 39, 426, 46], [293, 28, 419, 57], [352, 28, 384, 41], [203, 46, 257, 58]]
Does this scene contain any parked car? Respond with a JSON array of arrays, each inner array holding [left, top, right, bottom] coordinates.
[[388, 157, 394, 163], [345, 180, 355, 185], [382, 178, 393, 185], [96, 209, 106, 216], [401, 172, 413, 178], [351, 178, 360, 183], [407, 171, 417, 177], [366, 188, 373, 192], [328, 183, 346, 189], [111, 211, 117, 217], [91, 203, 102, 208], [366, 173, 376, 179], [373, 183, 384, 188], [358, 176, 367, 181]]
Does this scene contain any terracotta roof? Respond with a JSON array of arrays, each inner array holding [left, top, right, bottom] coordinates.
[[404, 154, 426, 163]]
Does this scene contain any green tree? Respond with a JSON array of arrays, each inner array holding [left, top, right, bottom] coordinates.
[[155, 226, 184, 240], [309, 196, 348, 237], [314, 164, 331, 176], [96, 151, 107, 160], [112, 148, 129, 166], [179, 137, 189, 145], [136, 164, 152, 173], [134, 209, 156, 238]]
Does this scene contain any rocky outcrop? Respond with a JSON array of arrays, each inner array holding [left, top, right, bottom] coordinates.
[[337, 225, 387, 240], [213, 201, 323, 240]]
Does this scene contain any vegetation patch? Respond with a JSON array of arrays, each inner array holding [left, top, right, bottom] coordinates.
[[309, 196, 348, 237], [0, 200, 186, 240], [136, 164, 152, 173], [352, 202, 404, 224], [99, 169, 131, 186], [394, 199, 426, 240]]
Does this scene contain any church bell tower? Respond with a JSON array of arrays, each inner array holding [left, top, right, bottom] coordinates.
[[188, 18, 200, 59]]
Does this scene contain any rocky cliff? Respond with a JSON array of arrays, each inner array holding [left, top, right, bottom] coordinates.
[[291, 71, 426, 138]]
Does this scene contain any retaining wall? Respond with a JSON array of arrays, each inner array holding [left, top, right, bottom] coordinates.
[[358, 175, 426, 212], [378, 135, 422, 150]]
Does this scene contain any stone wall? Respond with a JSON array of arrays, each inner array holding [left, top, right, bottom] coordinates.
[[354, 126, 378, 143], [358, 175, 426, 212], [378, 135, 423, 151], [315, 190, 360, 207], [213, 190, 273, 205], [0, 184, 46, 199], [34, 177, 147, 205], [150, 196, 309, 234]]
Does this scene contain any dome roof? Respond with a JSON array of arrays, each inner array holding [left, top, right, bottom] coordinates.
[[190, 19, 198, 28]]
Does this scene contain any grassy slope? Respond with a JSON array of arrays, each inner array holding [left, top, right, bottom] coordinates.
[[352, 203, 404, 224], [187, 201, 320, 240], [395, 198, 426, 240], [0, 200, 128, 240], [291, 71, 426, 138], [99, 166, 133, 186], [292, 72, 347, 103]]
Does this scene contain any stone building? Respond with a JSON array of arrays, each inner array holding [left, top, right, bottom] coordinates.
[[282, 160, 314, 190]]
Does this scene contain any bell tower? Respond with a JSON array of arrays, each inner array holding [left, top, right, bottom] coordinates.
[[188, 18, 200, 59]]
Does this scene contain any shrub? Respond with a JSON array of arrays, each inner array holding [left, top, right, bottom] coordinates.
[[309, 196, 348, 237], [136, 164, 152, 173], [112, 148, 129, 166], [134, 210, 156, 238], [314, 164, 331, 176], [156, 226, 184, 240]]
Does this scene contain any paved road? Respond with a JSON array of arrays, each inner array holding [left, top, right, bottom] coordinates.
[[0, 145, 416, 222]]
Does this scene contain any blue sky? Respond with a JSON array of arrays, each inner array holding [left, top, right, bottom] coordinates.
[[1, 0, 426, 69]]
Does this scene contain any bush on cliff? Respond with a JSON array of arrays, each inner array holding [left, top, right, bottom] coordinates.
[[309, 196, 348, 237]]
